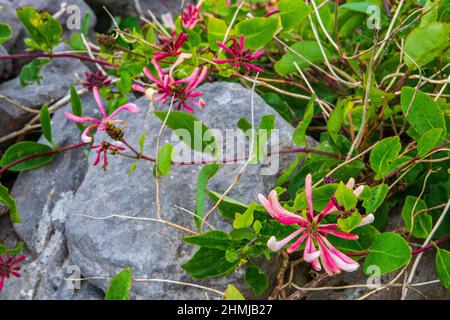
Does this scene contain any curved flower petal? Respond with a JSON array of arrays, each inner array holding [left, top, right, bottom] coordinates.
[[259, 193, 297, 225], [321, 237, 359, 272], [305, 174, 315, 222], [81, 124, 97, 143], [93, 86, 107, 119], [266, 191, 308, 226], [107, 103, 140, 120], [320, 229, 359, 240], [64, 112, 101, 124], [316, 236, 341, 275], [132, 84, 147, 93], [303, 235, 321, 262], [286, 232, 308, 254], [267, 229, 304, 252], [93, 149, 102, 166]]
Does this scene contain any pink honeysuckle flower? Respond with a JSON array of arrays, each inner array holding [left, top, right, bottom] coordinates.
[[258, 174, 374, 276], [132, 55, 208, 113], [0, 255, 25, 291], [214, 35, 265, 73], [64, 87, 140, 143], [91, 141, 125, 171], [154, 32, 189, 61], [182, 1, 203, 30]]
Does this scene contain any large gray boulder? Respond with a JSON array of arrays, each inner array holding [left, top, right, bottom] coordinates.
[[3, 90, 103, 300], [0, 44, 89, 140], [65, 82, 301, 299]]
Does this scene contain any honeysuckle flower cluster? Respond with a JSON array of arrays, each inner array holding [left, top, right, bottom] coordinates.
[[258, 174, 374, 276], [182, 1, 203, 30], [214, 35, 264, 73], [132, 55, 208, 112], [82, 71, 112, 90], [0, 255, 25, 291], [65, 87, 140, 143], [154, 32, 189, 60]]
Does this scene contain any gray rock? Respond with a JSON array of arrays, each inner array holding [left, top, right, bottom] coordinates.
[[65, 82, 301, 299], [0, 45, 12, 80], [86, 0, 187, 19], [0, 43, 89, 139], [3, 90, 103, 300], [0, 0, 23, 52]]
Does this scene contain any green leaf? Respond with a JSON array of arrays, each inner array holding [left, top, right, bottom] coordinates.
[[401, 87, 446, 136], [0, 23, 12, 45], [370, 136, 401, 179], [338, 211, 362, 233], [208, 17, 228, 51], [339, 2, 383, 14], [70, 85, 84, 132], [253, 220, 262, 234], [235, 17, 279, 49], [19, 58, 49, 87], [244, 265, 269, 296], [255, 114, 275, 161], [182, 247, 240, 279], [233, 202, 256, 229], [293, 96, 314, 146], [138, 132, 147, 152], [224, 284, 245, 300], [0, 184, 21, 223], [105, 268, 132, 300], [237, 117, 252, 133], [274, 41, 330, 76], [420, 0, 439, 27], [401, 196, 432, 239], [206, 190, 249, 220], [0, 141, 55, 172], [39, 104, 52, 144], [16, 7, 62, 52], [153, 111, 216, 154], [156, 144, 174, 176], [279, 0, 310, 30], [436, 248, 450, 291], [183, 230, 236, 250], [363, 232, 411, 275], [327, 100, 346, 143], [195, 164, 220, 228], [334, 181, 358, 211], [403, 22, 449, 69], [417, 128, 443, 157], [363, 183, 388, 214]]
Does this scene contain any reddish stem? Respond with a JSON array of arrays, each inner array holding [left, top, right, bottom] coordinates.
[[411, 235, 450, 255], [0, 142, 88, 175], [0, 53, 117, 68]]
